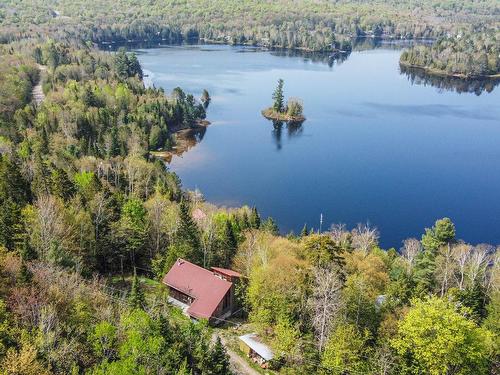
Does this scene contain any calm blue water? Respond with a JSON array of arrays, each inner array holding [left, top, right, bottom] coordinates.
[[138, 45, 500, 248]]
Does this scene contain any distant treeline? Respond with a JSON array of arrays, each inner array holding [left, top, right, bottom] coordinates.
[[400, 32, 500, 78], [1, 0, 499, 51]]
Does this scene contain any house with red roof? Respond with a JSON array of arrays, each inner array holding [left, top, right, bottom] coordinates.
[[162, 259, 241, 324]]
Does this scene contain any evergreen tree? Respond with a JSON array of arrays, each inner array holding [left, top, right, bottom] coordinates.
[[0, 154, 30, 204], [50, 167, 75, 200], [127, 53, 143, 79], [129, 268, 146, 309], [249, 207, 261, 229], [304, 234, 345, 272], [20, 236, 36, 261], [108, 125, 120, 157], [262, 217, 279, 235], [456, 282, 489, 322], [413, 250, 437, 297], [415, 218, 456, 297], [421, 217, 456, 252], [177, 200, 201, 263], [18, 260, 32, 284], [117, 198, 147, 267], [0, 199, 21, 250], [201, 89, 211, 109], [272, 78, 285, 113], [114, 48, 129, 80], [222, 219, 237, 267], [300, 223, 309, 237], [208, 337, 231, 375]]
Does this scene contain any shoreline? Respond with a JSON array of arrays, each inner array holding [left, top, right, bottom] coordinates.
[[261, 108, 305, 123], [399, 61, 500, 80], [151, 119, 211, 162], [96, 34, 432, 54]]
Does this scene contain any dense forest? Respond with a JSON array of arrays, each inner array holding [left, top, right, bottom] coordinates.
[[400, 32, 500, 77], [1, 0, 499, 50], [0, 1, 499, 373], [0, 40, 498, 374]]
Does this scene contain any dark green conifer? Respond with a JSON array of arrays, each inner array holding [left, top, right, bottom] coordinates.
[[177, 200, 201, 263], [300, 223, 309, 237], [240, 211, 250, 230], [129, 268, 146, 309], [272, 78, 285, 113], [262, 217, 279, 235], [222, 219, 237, 267], [18, 260, 32, 284], [249, 207, 261, 229], [208, 337, 231, 375], [50, 167, 75, 200]]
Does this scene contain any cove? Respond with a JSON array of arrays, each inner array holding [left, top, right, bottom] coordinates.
[[137, 44, 500, 248]]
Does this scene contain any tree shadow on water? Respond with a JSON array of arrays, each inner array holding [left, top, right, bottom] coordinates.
[[270, 119, 305, 151]]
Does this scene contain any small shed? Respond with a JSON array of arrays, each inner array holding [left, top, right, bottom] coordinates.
[[239, 333, 274, 368]]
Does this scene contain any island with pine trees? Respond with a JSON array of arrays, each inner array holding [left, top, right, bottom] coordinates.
[[262, 79, 306, 123]]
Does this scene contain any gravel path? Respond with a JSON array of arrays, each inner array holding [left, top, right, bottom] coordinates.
[[214, 334, 261, 375]]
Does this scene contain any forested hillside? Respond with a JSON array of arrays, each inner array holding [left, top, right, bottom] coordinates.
[[0, 39, 239, 374], [0, 1, 499, 373], [0, 41, 498, 374], [400, 32, 500, 77], [1, 0, 499, 50]]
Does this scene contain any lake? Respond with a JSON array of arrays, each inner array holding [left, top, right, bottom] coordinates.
[[137, 44, 500, 248]]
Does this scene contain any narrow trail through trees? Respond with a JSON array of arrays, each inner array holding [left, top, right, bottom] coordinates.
[[213, 333, 260, 375]]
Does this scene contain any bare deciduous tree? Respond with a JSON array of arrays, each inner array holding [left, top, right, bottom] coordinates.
[[485, 250, 499, 294], [438, 243, 453, 296], [90, 192, 109, 257], [351, 223, 379, 255], [34, 195, 69, 260], [467, 244, 491, 287], [401, 238, 422, 272], [452, 243, 472, 290], [146, 192, 168, 258], [307, 267, 344, 352], [329, 223, 351, 250]]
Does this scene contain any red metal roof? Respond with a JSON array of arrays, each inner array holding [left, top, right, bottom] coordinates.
[[163, 259, 233, 319], [211, 267, 242, 278]]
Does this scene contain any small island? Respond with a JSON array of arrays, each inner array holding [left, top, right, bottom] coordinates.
[[262, 79, 305, 122]]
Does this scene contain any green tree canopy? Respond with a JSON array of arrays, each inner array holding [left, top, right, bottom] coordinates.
[[392, 297, 493, 375]]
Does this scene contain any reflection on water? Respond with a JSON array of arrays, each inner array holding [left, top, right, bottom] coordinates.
[[106, 39, 500, 96], [352, 37, 433, 51], [270, 49, 350, 68], [270, 120, 305, 150], [139, 45, 500, 248], [400, 65, 500, 95], [160, 126, 207, 163]]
